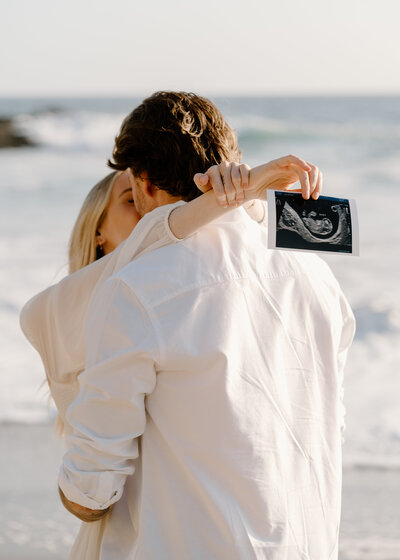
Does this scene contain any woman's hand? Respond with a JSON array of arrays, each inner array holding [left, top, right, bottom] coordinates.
[[194, 156, 322, 207], [248, 155, 322, 202], [194, 162, 251, 208]]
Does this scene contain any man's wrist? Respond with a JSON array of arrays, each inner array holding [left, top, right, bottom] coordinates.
[[58, 486, 112, 523]]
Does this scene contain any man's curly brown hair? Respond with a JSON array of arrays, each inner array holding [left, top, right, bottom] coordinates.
[[108, 91, 241, 201]]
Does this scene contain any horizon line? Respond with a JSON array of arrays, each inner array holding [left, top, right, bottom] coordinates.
[[1, 91, 400, 99]]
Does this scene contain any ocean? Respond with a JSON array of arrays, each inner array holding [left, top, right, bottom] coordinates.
[[0, 95, 399, 471]]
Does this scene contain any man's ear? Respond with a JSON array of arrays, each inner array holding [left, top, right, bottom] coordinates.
[[127, 169, 154, 197], [139, 171, 154, 197]]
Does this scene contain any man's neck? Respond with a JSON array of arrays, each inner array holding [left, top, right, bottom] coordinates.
[[139, 190, 183, 218]]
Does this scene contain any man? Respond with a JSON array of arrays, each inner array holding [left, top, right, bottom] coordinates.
[[59, 91, 354, 558]]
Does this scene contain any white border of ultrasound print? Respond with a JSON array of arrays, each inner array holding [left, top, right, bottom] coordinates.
[[267, 190, 359, 256]]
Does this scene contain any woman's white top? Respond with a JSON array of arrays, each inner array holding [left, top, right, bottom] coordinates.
[[20, 202, 185, 436]]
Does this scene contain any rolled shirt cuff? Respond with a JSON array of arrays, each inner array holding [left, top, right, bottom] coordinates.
[[58, 465, 123, 511], [164, 201, 187, 242], [58, 487, 111, 522]]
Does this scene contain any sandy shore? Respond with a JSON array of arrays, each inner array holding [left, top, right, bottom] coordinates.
[[0, 424, 80, 559], [0, 424, 399, 560]]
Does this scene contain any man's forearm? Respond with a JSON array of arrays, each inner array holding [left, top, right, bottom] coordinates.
[[58, 486, 112, 523]]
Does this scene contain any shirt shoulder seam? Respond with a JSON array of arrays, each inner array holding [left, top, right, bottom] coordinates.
[[110, 276, 165, 365], [150, 269, 307, 308]]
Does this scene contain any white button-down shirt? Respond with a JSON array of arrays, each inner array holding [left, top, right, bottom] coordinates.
[[59, 205, 355, 559]]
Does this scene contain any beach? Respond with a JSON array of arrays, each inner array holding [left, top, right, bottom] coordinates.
[[0, 424, 80, 559], [1, 95, 400, 559], [0, 423, 399, 560], [340, 468, 400, 560]]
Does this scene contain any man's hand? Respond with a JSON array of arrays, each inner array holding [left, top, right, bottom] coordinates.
[[194, 156, 322, 207], [58, 486, 112, 523]]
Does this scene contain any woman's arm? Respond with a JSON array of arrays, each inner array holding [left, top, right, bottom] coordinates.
[[169, 155, 322, 240]]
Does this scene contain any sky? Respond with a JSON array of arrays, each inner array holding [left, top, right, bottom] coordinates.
[[1, 0, 400, 96]]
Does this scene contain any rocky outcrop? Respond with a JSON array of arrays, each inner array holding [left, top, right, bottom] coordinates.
[[0, 118, 35, 148]]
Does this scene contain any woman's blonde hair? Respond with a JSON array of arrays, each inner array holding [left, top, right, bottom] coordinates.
[[68, 171, 120, 273]]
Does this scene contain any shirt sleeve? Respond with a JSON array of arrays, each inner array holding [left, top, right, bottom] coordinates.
[[58, 277, 159, 510]]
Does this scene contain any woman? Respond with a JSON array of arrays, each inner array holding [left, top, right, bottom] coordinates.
[[20, 155, 321, 559], [68, 170, 139, 273]]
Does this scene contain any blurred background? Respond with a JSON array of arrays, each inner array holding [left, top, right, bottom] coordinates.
[[1, 1, 399, 558]]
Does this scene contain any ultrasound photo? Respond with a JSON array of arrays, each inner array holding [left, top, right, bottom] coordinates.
[[267, 191, 359, 255]]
